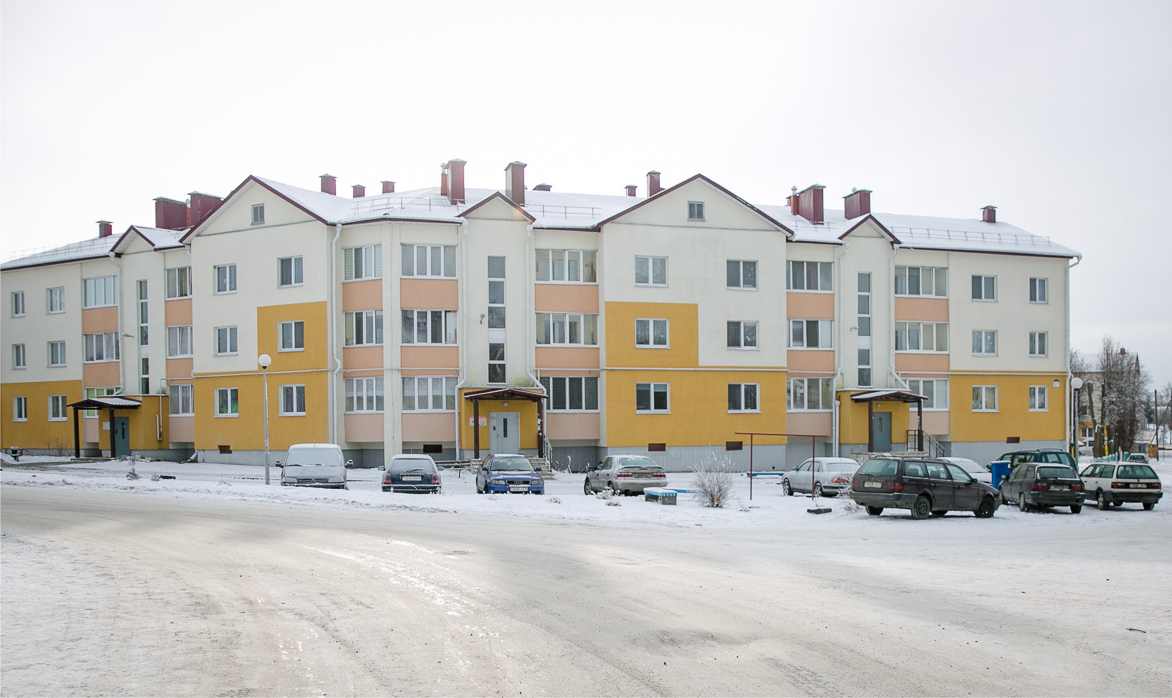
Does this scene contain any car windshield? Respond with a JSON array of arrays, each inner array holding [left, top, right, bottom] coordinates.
[[953, 460, 984, 474], [285, 449, 343, 466], [857, 459, 898, 476], [1118, 465, 1157, 479], [490, 457, 533, 472], [1037, 466, 1077, 479], [1036, 452, 1075, 467], [617, 457, 659, 468], [826, 462, 856, 472], [390, 459, 434, 473]]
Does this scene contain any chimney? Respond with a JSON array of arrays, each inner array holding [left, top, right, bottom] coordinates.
[[647, 170, 662, 196], [320, 174, 336, 195], [97, 220, 113, 238], [447, 159, 466, 203], [844, 189, 872, 219], [533, 183, 552, 192], [797, 184, 825, 224], [381, 181, 395, 194], [982, 205, 997, 223], [505, 161, 526, 205], [154, 197, 188, 230], [440, 163, 449, 196], [189, 192, 223, 228], [625, 185, 638, 197], [789, 186, 799, 214], [352, 184, 366, 198]]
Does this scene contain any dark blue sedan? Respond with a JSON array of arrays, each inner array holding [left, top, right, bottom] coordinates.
[[476, 454, 544, 494]]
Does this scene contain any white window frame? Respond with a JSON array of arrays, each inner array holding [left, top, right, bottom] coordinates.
[[345, 310, 384, 346], [47, 286, 65, 314], [137, 280, 148, 346], [1029, 386, 1048, 412], [84, 332, 121, 363], [279, 384, 306, 416], [82, 276, 117, 308], [536, 313, 598, 347], [278, 256, 304, 287], [401, 309, 457, 345], [535, 249, 597, 283], [279, 320, 305, 351], [635, 256, 667, 287], [727, 321, 758, 350], [788, 319, 833, 349], [168, 384, 194, 416], [894, 266, 948, 297], [401, 376, 457, 412], [972, 385, 998, 412], [48, 341, 66, 367], [1029, 277, 1048, 304], [906, 378, 949, 410], [635, 382, 670, 413], [344, 244, 382, 281], [11, 291, 24, 317], [166, 325, 193, 358], [728, 383, 759, 413], [895, 322, 949, 352], [488, 342, 506, 384], [49, 394, 68, 421], [726, 260, 758, 290], [215, 326, 238, 356], [971, 275, 996, 301], [401, 244, 456, 279], [539, 376, 600, 412], [13, 396, 27, 422], [13, 343, 25, 369], [688, 201, 705, 221], [214, 264, 237, 294], [635, 318, 669, 348], [166, 267, 193, 299], [345, 377, 385, 413], [787, 377, 834, 411], [83, 387, 121, 418], [1029, 331, 1048, 357], [786, 261, 833, 292], [251, 203, 265, 225], [972, 330, 997, 356], [215, 387, 239, 417]]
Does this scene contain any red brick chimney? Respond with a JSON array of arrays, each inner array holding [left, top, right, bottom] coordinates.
[[382, 181, 395, 194], [352, 184, 366, 198], [647, 171, 662, 196], [797, 184, 825, 224], [320, 174, 337, 195], [982, 205, 997, 223], [505, 161, 526, 205], [789, 186, 799, 214], [97, 220, 113, 238], [533, 183, 552, 192], [154, 197, 188, 230], [625, 185, 637, 197], [189, 192, 223, 228], [844, 189, 872, 219], [440, 163, 449, 197], [447, 159, 466, 204]]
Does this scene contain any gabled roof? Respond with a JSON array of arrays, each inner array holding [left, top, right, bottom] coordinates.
[[837, 214, 901, 245], [112, 225, 187, 254], [67, 396, 142, 409], [459, 192, 536, 223]]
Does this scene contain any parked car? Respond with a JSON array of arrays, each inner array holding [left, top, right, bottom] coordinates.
[[1080, 461, 1162, 510], [992, 449, 1077, 470], [476, 454, 544, 494], [1125, 453, 1150, 464], [849, 457, 1000, 519], [382, 454, 442, 494], [279, 443, 350, 489], [781, 457, 860, 497], [584, 455, 668, 496], [998, 462, 1084, 513], [942, 456, 992, 486]]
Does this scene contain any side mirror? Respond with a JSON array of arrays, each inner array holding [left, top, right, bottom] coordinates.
[[276, 460, 282, 467], [345, 459, 354, 467]]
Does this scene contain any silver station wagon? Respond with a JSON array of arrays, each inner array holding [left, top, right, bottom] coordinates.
[[585, 455, 668, 496]]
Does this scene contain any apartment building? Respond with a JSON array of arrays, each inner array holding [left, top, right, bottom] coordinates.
[[1, 160, 1080, 469]]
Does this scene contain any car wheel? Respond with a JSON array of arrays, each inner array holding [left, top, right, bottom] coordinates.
[[782, 479, 793, 496], [584, 478, 593, 495], [1070, 504, 1082, 514], [813, 482, 824, 497], [976, 496, 995, 518], [866, 506, 883, 516], [1143, 502, 1155, 511], [1097, 491, 1109, 510], [1018, 494, 1031, 513], [911, 495, 932, 520]]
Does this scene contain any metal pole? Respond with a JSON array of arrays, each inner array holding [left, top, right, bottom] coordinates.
[[263, 366, 270, 485], [749, 433, 755, 501], [810, 435, 817, 502]]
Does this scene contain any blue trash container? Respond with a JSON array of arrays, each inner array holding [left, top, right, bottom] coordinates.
[[990, 460, 1011, 489]]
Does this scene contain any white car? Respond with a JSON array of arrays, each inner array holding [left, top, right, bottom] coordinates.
[[781, 457, 860, 497], [585, 455, 668, 496], [942, 457, 992, 486], [280, 443, 350, 489]]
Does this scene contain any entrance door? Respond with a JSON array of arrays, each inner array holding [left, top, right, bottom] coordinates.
[[870, 412, 892, 452], [113, 417, 130, 457], [489, 412, 520, 455]]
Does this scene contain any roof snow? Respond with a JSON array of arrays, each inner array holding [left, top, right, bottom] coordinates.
[[1, 237, 116, 270]]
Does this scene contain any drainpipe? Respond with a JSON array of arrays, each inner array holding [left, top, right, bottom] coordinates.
[[888, 245, 910, 391], [524, 223, 540, 388], [107, 250, 125, 393], [331, 222, 342, 444], [453, 221, 470, 459], [834, 241, 849, 457], [1065, 254, 1082, 450]]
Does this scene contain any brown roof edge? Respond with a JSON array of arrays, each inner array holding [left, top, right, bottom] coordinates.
[[458, 191, 537, 223], [837, 214, 901, 245], [180, 176, 329, 243]]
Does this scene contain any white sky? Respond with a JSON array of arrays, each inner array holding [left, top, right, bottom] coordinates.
[[2, 0, 1170, 387]]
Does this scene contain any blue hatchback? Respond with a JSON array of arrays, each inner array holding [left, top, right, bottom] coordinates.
[[476, 454, 544, 494]]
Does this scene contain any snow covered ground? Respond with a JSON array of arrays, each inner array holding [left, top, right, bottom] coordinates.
[[3, 454, 1171, 696]]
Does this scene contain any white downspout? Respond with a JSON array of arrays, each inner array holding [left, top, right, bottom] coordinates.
[[107, 251, 125, 394], [834, 241, 848, 457], [524, 223, 539, 388], [453, 221, 470, 459], [888, 244, 910, 391], [1065, 254, 1082, 450], [331, 223, 342, 444]]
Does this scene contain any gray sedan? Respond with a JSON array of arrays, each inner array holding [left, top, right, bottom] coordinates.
[[585, 455, 668, 496], [781, 457, 860, 497]]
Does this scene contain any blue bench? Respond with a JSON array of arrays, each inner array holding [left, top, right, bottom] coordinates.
[[644, 487, 678, 505]]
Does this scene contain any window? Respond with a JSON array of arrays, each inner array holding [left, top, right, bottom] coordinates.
[[83, 276, 117, 308], [635, 383, 670, 413], [279, 320, 304, 351], [971, 275, 996, 301], [727, 321, 758, 349], [894, 266, 948, 297], [47, 287, 65, 314], [787, 378, 834, 411], [401, 310, 457, 345], [688, 201, 705, 220], [536, 249, 597, 283], [280, 385, 306, 415], [214, 264, 237, 294], [786, 261, 833, 292], [636, 318, 669, 348], [83, 387, 121, 418], [1029, 331, 1048, 357], [1029, 277, 1048, 303], [972, 385, 998, 411], [728, 383, 759, 412], [137, 280, 148, 345], [251, 204, 265, 225], [13, 396, 27, 421], [895, 322, 949, 352], [857, 349, 872, 387], [215, 388, 239, 416], [402, 376, 457, 412], [344, 244, 382, 280], [49, 395, 68, 421], [169, 384, 194, 416], [85, 332, 121, 362], [278, 256, 303, 287], [166, 267, 193, 299], [487, 256, 506, 329], [971, 330, 997, 356], [788, 319, 833, 349], [635, 256, 667, 286], [166, 326, 193, 358], [907, 378, 949, 410], [1029, 386, 1048, 411], [488, 343, 505, 384], [726, 260, 757, 290], [345, 377, 384, 413], [401, 244, 456, 278], [345, 311, 384, 346], [215, 326, 238, 355], [11, 291, 24, 317], [140, 357, 149, 395], [48, 341, 66, 367], [857, 272, 872, 338], [13, 344, 25, 369], [536, 313, 598, 346], [539, 376, 599, 411]]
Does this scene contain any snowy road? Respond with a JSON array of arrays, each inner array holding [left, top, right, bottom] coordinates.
[[3, 468, 1171, 696]]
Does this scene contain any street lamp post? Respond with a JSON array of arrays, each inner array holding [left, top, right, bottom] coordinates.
[[1071, 376, 1084, 459], [259, 353, 272, 485]]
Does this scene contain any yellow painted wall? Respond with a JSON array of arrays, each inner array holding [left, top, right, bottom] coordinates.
[[950, 373, 1065, 442], [458, 395, 541, 452], [605, 301, 698, 368], [0, 380, 81, 450], [837, 395, 915, 446], [256, 301, 329, 371]]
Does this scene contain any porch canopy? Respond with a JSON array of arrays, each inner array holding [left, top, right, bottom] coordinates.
[[463, 387, 548, 460], [66, 396, 142, 459], [849, 389, 927, 452]]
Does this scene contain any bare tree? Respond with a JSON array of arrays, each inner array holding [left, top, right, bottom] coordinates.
[[1093, 336, 1150, 455]]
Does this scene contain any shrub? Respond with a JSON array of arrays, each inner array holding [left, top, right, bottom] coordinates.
[[693, 456, 735, 508]]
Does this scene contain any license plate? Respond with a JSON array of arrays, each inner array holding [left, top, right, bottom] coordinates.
[[1130, 483, 1148, 488], [402, 475, 421, 481], [509, 485, 528, 492], [1052, 485, 1068, 491], [864, 481, 883, 489]]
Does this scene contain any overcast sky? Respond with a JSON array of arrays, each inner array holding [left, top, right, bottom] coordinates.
[[2, 0, 1169, 388]]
